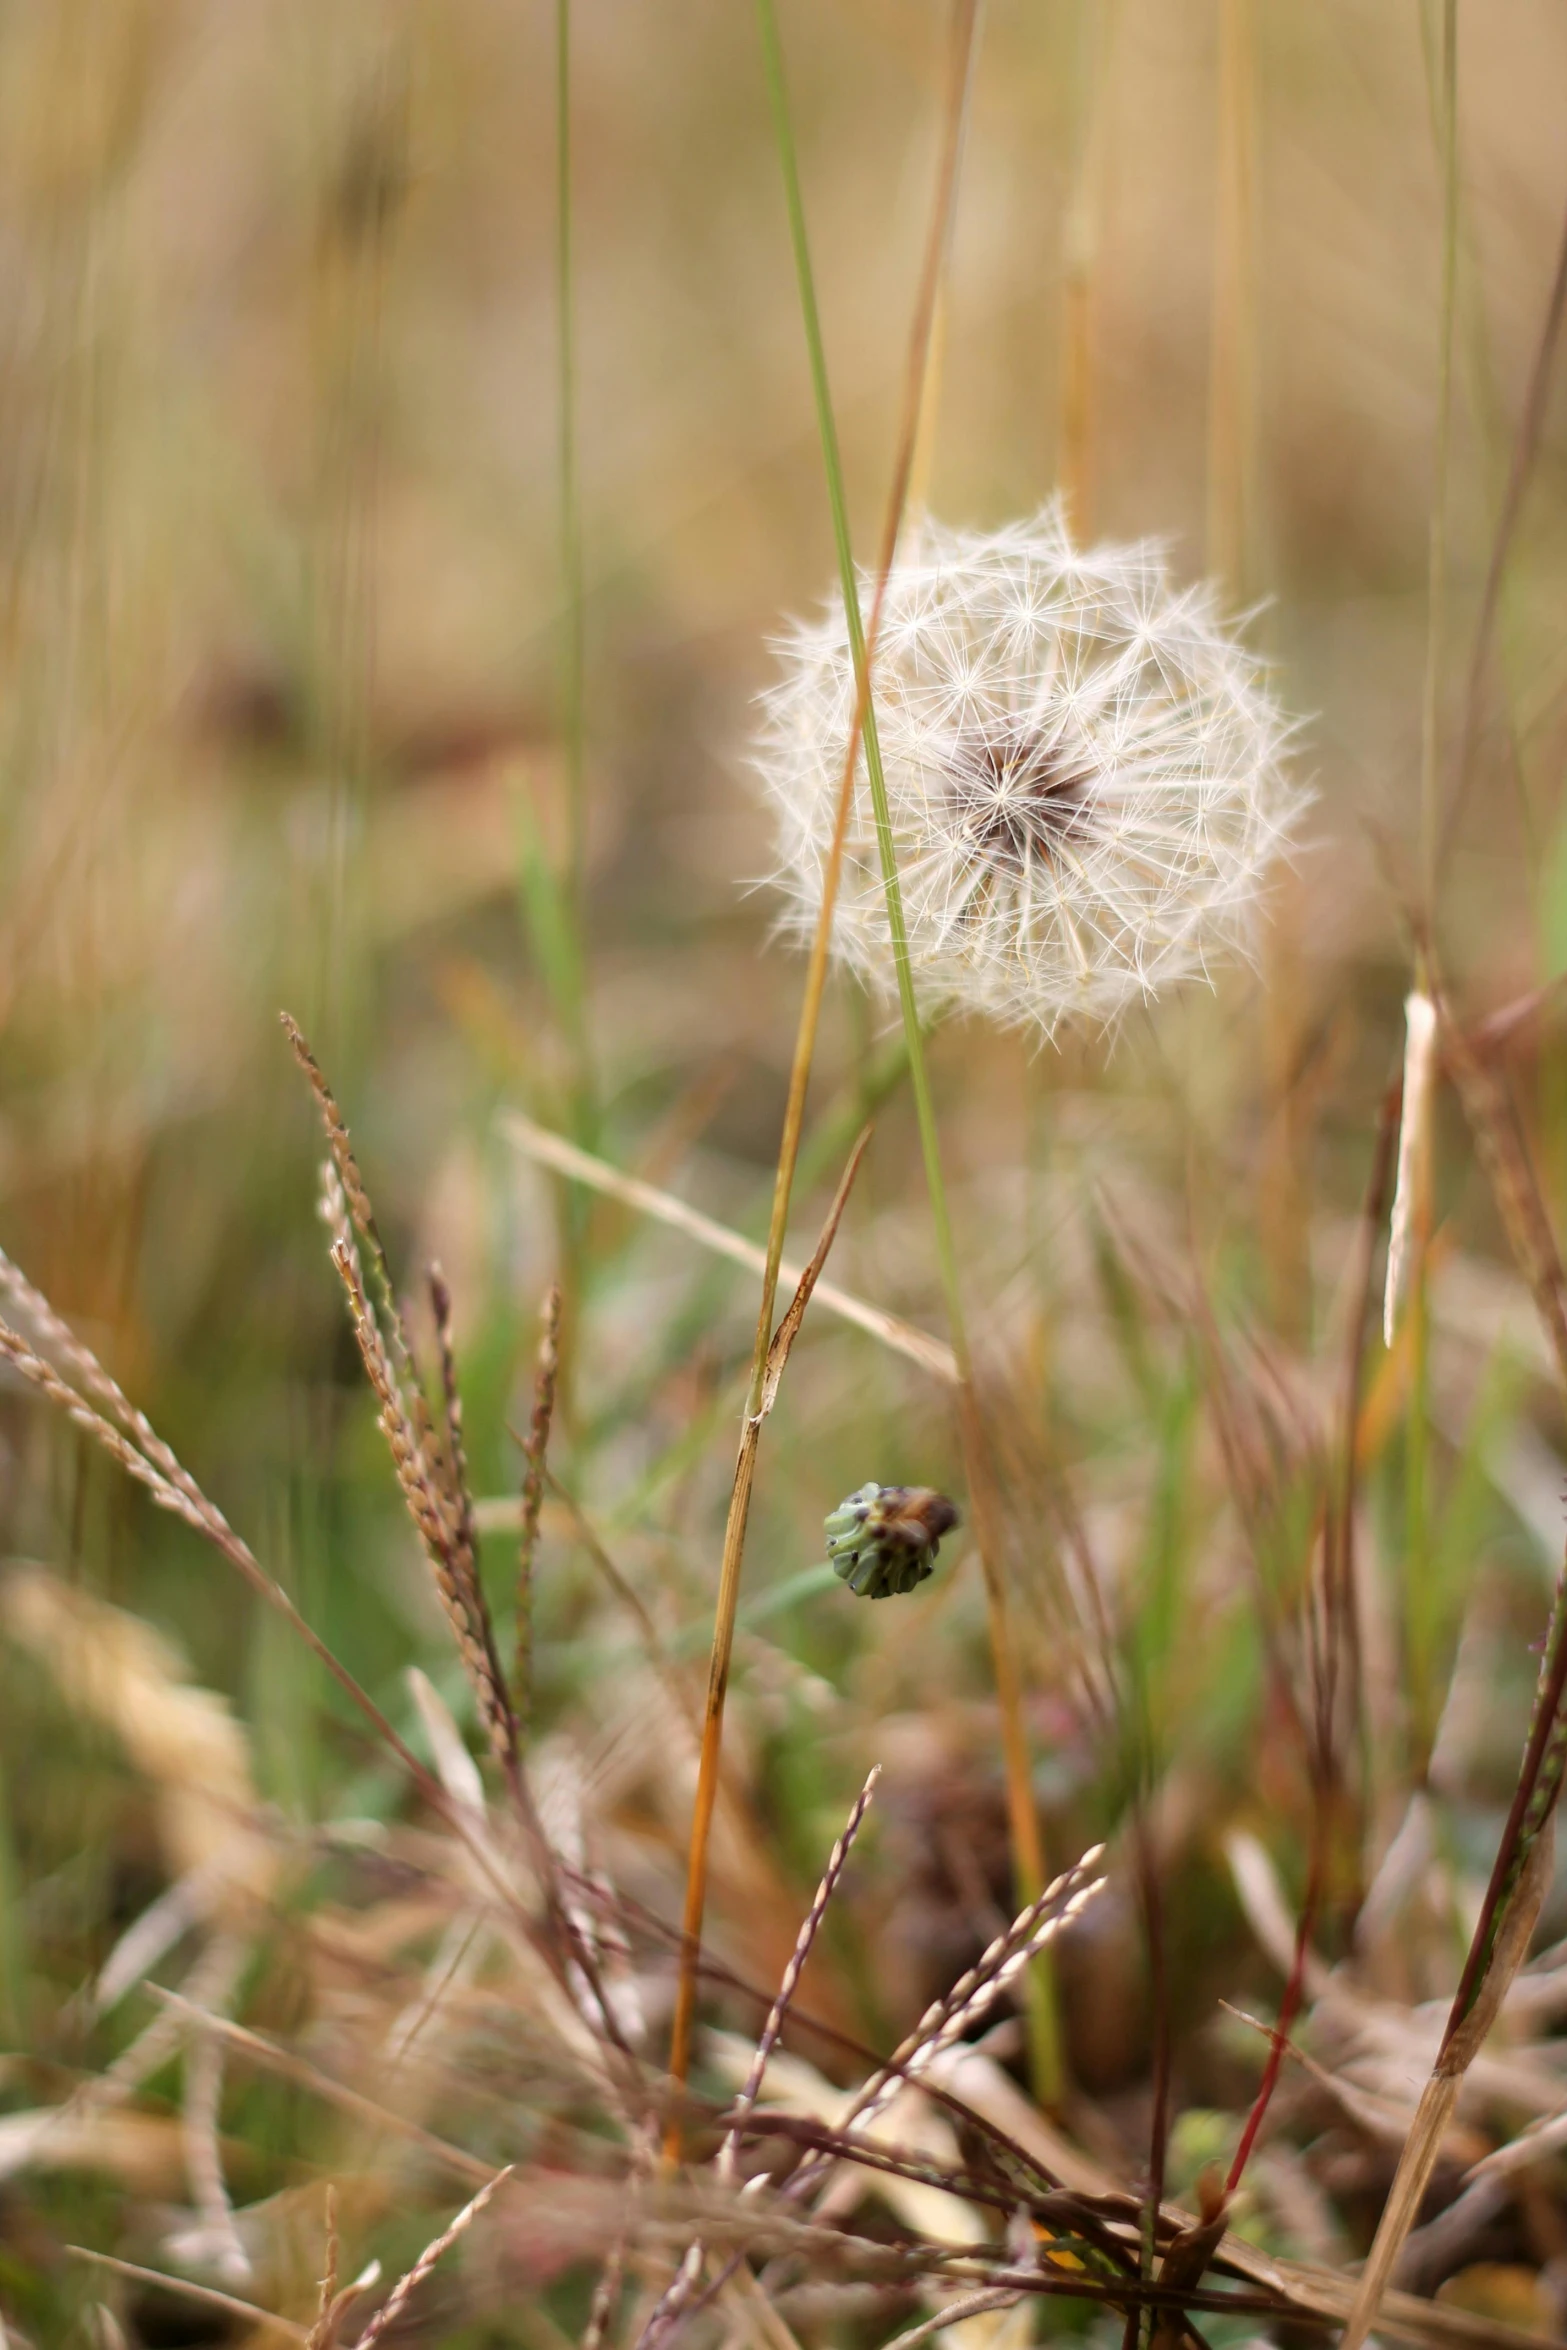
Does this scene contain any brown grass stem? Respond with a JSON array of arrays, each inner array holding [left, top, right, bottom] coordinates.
[[351, 2168, 513, 2350], [1438, 144, 1567, 868], [1325, 1074, 1402, 1862], [500, 1109, 956, 1383], [664, 1127, 872, 2149]]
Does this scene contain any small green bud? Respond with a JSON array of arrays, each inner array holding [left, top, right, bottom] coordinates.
[[825, 1482, 959, 1600]]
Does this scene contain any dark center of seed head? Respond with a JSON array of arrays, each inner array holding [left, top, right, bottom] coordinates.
[[951, 728, 1096, 872]]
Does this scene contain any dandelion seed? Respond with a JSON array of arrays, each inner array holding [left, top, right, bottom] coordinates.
[[754, 501, 1304, 1036]]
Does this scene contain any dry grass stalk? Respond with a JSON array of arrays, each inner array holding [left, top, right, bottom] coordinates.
[[154, 1995, 495, 2187], [65, 2249, 311, 2346], [786, 1846, 1102, 2205], [295, 1017, 518, 1776], [642, 1770, 883, 2347], [665, 1127, 873, 2148], [881, 2290, 1022, 2350], [305, 2188, 341, 2350], [1438, 994, 1567, 1391], [516, 1280, 562, 1726], [330, 1233, 514, 1771], [282, 1014, 420, 1404], [0, 1309, 437, 1803], [500, 1111, 957, 1385], [720, 1767, 882, 2182], [348, 2165, 512, 2350], [640, 1849, 1102, 2350], [0, 1192, 623, 2084], [180, 2020, 249, 2285], [1207, 0, 1254, 592], [1440, 175, 1567, 866]]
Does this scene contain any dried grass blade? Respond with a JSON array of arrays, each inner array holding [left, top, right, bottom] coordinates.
[[0, 1313, 437, 1806], [500, 1111, 957, 1385], [65, 2249, 308, 2346], [756, 1126, 872, 1417], [0, 1274, 600, 2042], [664, 1125, 874, 2151]]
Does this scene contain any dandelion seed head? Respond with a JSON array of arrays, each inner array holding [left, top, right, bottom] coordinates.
[[752, 501, 1307, 1038]]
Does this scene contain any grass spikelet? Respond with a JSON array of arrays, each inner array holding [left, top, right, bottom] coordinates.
[[429, 1263, 480, 1565], [349, 2166, 512, 2350], [281, 1013, 401, 1351], [289, 1014, 517, 1771], [305, 2188, 341, 2350], [331, 1234, 514, 1771], [516, 1280, 562, 1727]]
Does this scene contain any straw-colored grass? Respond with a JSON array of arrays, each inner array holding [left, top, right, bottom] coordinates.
[[7, 6, 1567, 2347]]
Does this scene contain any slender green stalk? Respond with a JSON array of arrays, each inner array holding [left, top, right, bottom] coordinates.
[[758, 0, 1061, 2101]]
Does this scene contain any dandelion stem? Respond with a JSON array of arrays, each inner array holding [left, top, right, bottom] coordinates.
[[758, 0, 1060, 2100], [663, 0, 994, 2149]]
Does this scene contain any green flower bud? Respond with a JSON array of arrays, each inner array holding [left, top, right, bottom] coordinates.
[[825, 1482, 959, 1600]]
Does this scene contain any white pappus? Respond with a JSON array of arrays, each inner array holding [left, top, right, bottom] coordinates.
[[753, 501, 1306, 1039]]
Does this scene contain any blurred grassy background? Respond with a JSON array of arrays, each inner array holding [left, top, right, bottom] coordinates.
[[6, 0, 1567, 2339]]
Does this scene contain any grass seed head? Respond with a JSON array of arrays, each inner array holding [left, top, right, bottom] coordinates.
[[755, 502, 1305, 1036]]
